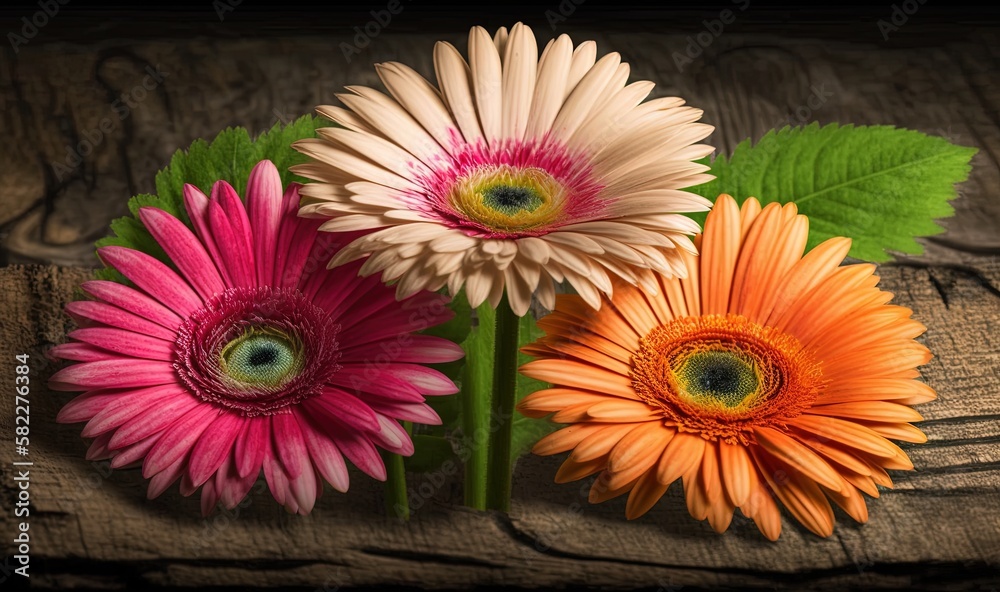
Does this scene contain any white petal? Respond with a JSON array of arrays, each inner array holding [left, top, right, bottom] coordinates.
[[469, 26, 503, 145], [501, 22, 537, 141], [434, 41, 485, 145]]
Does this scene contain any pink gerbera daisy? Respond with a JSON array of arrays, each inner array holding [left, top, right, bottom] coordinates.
[[50, 160, 462, 515]]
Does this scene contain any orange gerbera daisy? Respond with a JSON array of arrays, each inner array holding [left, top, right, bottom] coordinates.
[[517, 194, 935, 540]]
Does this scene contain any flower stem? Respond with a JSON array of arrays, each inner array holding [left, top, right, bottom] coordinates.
[[462, 357, 489, 510], [486, 293, 520, 512], [384, 421, 412, 520]]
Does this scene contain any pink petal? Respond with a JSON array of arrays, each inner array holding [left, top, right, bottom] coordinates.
[[108, 388, 201, 449], [97, 246, 203, 316], [142, 404, 218, 478], [201, 476, 222, 516], [245, 160, 283, 285], [272, 412, 308, 479], [109, 433, 161, 468], [262, 442, 290, 506], [332, 431, 386, 481], [57, 390, 125, 423], [377, 364, 459, 395], [49, 359, 177, 391], [341, 335, 465, 365], [66, 300, 176, 341], [139, 207, 227, 301], [219, 456, 259, 510], [184, 183, 232, 287], [273, 184, 323, 289], [366, 400, 442, 425], [338, 297, 448, 347], [187, 413, 244, 487], [83, 384, 186, 438], [213, 181, 256, 272], [370, 413, 414, 455], [147, 454, 186, 499], [317, 270, 392, 321], [86, 433, 114, 460], [235, 417, 269, 479], [328, 367, 426, 403], [82, 280, 182, 330], [208, 200, 255, 288], [288, 466, 319, 515], [308, 388, 380, 432], [298, 411, 349, 492], [69, 328, 175, 362], [49, 343, 121, 362]]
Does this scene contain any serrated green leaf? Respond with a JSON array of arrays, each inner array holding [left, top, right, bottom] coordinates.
[[690, 123, 977, 262], [96, 115, 326, 261]]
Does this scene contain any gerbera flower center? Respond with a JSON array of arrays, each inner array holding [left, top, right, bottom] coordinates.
[[219, 328, 303, 387], [448, 165, 567, 233], [630, 314, 825, 444], [174, 286, 341, 417]]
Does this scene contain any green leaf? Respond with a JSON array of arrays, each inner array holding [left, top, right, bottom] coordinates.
[[95, 115, 327, 259], [404, 435, 456, 473], [689, 123, 977, 262]]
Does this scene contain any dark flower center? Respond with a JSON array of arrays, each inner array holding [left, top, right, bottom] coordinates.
[[174, 286, 341, 416]]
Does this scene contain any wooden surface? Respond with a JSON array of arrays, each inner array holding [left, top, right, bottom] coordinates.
[[1, 259, 999, 590], [1, 13, 1000, 591]]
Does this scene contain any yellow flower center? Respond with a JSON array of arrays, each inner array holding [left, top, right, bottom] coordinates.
[[630, 314, 825, 444], [448, 165, 567, 233]]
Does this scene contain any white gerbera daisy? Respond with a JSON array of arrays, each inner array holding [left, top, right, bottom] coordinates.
[[294, 22, 715, 316]]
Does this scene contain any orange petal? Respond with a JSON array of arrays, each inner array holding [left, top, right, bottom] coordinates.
[[625, 469, 669, 519], [823, 478, 869, 524], [589, 470, 637, 503], [765, 236, 851, 327], [861, 422, 928, 443], [532, 423, 606, 455], [520, 360, 638, 399], [789, 415, 899, 458], [739, 471, 782, 541], [606, 422, 673, 489], [701, 194, 740, 314], [656, 431, 706, 485], [808, 401, 923, 423], [753, 427, 847, 493], [555, 454, 607, 483], [719, 440, 754, 506], [572, 422, 657, 462], [753, 448, 835, 538], [586, 399, 659, 422]]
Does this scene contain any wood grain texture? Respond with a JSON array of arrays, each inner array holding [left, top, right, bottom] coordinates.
[[1, 258, 998, 590], [1, 26, 998, 266]]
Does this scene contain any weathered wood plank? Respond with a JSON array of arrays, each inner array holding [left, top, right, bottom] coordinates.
[[1, 256, 998, 590]]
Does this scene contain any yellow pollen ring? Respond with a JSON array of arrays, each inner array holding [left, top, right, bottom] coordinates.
[[449, 165, 568, 232], [630, 314, 825, 444]]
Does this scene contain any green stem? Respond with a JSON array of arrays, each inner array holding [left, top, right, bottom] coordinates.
[[485, 293, 520, 512], [384, 421, 412, 520], [462, 355, 489, 510]]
